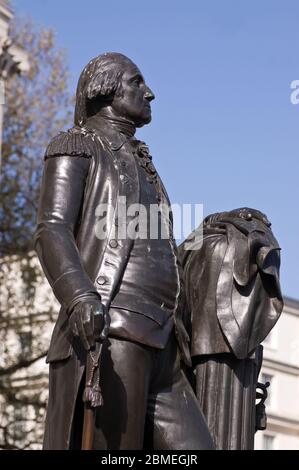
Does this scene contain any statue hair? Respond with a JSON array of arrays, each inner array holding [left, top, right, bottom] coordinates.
[[74, 52, 134, 127]]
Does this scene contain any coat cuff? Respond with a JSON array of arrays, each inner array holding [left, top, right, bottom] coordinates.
[[52, 269, 100, 312], [67, 292, 102, 315]]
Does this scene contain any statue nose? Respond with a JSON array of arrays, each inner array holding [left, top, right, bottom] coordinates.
[[145, 87, 155, 102]]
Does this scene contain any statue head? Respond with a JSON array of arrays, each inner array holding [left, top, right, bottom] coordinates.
[[74, 52, 155, 128]]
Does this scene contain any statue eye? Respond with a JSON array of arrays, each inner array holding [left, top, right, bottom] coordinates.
[[132, 76, 142, 87]]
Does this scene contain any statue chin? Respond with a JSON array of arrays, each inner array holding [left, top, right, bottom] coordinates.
[[135, 114, 152, 128]]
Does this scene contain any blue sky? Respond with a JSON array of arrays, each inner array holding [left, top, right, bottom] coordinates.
[[13, 0, 299, 299]]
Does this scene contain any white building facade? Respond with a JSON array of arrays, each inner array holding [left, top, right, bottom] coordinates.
[[255, 297, 299, 450], [0, 1, 11, 48], [0, 0, 12, 150]]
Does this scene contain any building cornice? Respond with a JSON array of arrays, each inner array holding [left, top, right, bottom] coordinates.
[[262, 358, 299, 376], [0, 1, 12, 23], [283, 296, 299, 316], [267, 413, 299, 435]]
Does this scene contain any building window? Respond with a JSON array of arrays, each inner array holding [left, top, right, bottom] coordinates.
[[12, 404, 26, 443], [261, 373, 273, 407], [18, 331, 32, 360], [263, 434, 275, 450]]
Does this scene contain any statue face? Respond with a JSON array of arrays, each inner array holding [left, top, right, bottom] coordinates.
[[111, 61, 155, 127]]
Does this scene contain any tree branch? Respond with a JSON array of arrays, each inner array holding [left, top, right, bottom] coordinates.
[[0, 351, 47, 377]]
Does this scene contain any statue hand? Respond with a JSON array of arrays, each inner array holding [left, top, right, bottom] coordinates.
[[69, 298, 110, 350]]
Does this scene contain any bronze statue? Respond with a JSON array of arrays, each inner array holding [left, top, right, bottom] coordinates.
[[178, 207, 283, 449], [34, 53, 214, 450]]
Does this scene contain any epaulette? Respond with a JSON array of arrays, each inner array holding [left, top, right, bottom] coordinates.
[[44, 127, 97, 160]]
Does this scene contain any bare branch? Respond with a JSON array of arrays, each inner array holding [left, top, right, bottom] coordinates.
[[0, 352, 47, 377]]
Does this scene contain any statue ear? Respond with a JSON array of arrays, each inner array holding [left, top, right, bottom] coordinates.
[[86, 70, 120, 100]]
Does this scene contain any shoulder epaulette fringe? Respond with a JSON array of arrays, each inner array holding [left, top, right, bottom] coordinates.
[[44, 128, 97, 160]]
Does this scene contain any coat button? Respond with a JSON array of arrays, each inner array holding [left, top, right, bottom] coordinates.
[[97, 276, 108, 285], [109, 239, 118, 248]]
